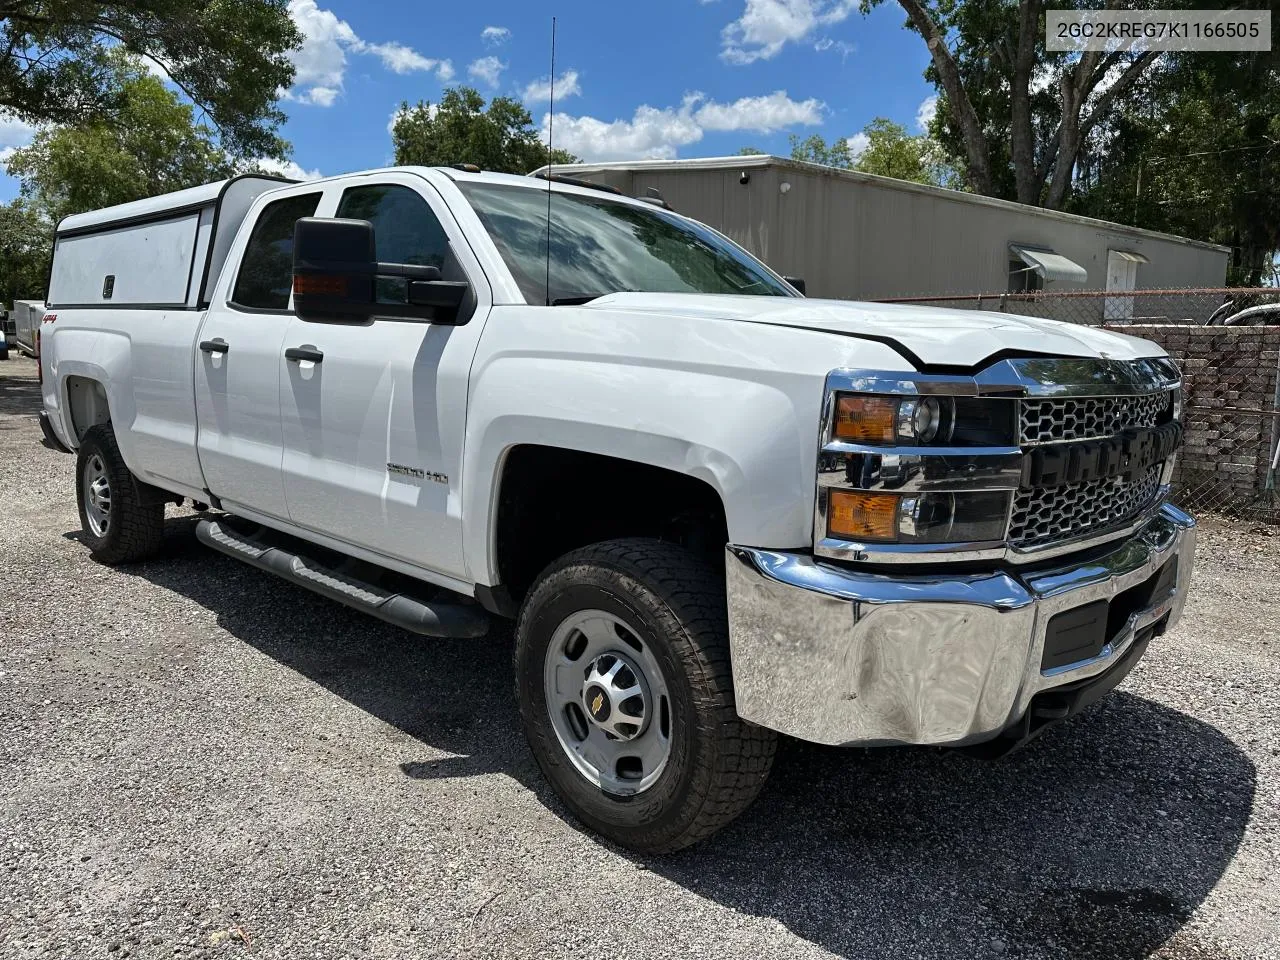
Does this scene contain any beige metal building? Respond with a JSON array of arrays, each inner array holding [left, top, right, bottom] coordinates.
[[540, 155, 1229, 319]]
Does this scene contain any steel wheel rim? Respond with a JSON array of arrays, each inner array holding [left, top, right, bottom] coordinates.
[[542, 609, 672, 796], [82, 454, 112, 538]]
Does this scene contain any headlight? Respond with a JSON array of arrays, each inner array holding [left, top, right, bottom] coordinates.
[[900, 397, 942, 443], [835, 394, 952, 445], [832, 393, 1016, 447], [827, 489, 1010, 544]]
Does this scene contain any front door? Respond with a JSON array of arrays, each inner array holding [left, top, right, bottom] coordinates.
[[278, 174, 491, 581], [194, 189, 324, 520], [1104, 250, 1138, 321]]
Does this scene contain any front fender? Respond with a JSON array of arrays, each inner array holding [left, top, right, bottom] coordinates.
[[459, 306, 914, 587], [463, 360, 814, 586]]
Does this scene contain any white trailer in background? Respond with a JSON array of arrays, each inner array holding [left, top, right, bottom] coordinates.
[[12, 300, 47, 357]]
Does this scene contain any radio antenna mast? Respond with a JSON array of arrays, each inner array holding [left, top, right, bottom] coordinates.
[[544, 16, 556, 306]]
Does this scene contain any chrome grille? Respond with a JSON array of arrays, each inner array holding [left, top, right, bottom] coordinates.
[[1009, 464, 1164, 548], [1020, 391, 1172, 445]]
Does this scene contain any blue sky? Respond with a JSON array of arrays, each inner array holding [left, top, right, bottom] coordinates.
[[0, 0, 939, 199]]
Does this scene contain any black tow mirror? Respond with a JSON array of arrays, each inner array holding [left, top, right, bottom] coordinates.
[[292, 217, 472, 324], [784, 276, 806, 296]]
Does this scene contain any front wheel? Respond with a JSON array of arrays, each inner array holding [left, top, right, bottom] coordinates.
[[515, 538, 776, 853], [76, 424, 165, 564]]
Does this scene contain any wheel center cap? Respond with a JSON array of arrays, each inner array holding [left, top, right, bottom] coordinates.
[[581, 653, 648, 740], [584, 684, 611, 723]]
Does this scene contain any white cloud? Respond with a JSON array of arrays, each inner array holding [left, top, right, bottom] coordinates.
[[285, 0, 451, 106], [303, 86, 340, 107], [523, 69, 582, 104], [915, 94, 937, 132], [358, 41, 450, 77], [813, 36, 856, 59], [468, 56, 506, 88], [694, 91, 823, 131], [253, 157, 324, 181], [721, 0, 857, 64], [544, 91, 824, 163], [847, 131, 870, 160], [0, 113, 36, 170], [481, 25, 511, 46], [0, 113, 37, 150]]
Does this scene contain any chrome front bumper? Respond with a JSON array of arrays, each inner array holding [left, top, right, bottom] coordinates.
[[725, 503, 1196, 747]]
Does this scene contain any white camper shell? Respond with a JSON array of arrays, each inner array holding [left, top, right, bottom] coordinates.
[[48, 175, 289, 311]]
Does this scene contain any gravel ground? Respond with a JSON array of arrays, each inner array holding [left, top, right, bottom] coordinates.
[[1, 353, 1277, 960]]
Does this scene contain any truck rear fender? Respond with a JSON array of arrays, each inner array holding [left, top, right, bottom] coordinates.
[[44, 327, 138, 462]]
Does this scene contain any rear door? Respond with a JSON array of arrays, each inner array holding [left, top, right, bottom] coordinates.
[[278, 172, 491, 580], [193, 188, 325, 520]]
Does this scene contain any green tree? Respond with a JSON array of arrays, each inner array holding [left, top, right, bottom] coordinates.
[[736, 146, 766, 155], [392, 87, 578, 174], [853, 117, 960, 187], [787, 124, 960, 188], [5, 53, 236, 224], [789, 133, 856, 169], [1070, 52, 1280, 285], [860, 0, 1183, 207], [0, 199, 53, 305], [0, 0, 299, 159]]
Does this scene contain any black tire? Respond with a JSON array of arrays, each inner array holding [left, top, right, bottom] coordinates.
[[75, 423, 165, 564], [515, 538, 777, 853]]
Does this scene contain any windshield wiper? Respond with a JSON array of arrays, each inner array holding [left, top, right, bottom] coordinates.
[[550, 294, 605, 305]]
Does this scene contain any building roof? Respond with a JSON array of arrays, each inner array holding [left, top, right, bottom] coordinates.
[[535, 155, 1231, 255]]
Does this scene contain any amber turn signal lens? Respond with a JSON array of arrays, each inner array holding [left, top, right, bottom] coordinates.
[[834, 395, 897, 443], [827, 490, 898, 541], [294, 273, 348, 296]]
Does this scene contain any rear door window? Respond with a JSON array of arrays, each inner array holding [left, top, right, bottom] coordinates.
[[231, 193, 323, 310]]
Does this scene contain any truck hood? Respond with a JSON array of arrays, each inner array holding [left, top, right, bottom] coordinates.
[[584, 293, 1164, 369]]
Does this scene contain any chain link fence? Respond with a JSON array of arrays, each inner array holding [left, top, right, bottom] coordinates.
[[874, 288, 1280, 522], [875, 287, 1280, 327]]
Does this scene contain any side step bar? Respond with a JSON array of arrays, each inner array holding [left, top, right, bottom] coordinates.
[[195, 519, 489, 639]]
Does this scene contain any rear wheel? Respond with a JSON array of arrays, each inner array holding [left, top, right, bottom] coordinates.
[[76, 424, 165, 564], [515, 538, 776, 853]]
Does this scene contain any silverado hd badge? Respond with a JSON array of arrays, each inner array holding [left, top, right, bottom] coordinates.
[[387, 462, 448, 484]]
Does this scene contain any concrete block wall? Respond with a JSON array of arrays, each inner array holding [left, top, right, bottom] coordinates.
[[1115, 325, 1280, 513]]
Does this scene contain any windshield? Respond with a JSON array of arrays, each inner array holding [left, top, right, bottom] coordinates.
[[457, 181, 797, 304]]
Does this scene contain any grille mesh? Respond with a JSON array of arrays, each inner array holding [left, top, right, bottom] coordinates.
[[1020, 391, 1173, 445], [1009, 464, 1164, 548]]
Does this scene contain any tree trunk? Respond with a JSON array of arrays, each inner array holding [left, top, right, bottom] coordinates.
[[1045, 50, 1159, 210], [1010, 0, 1042, 205], [896, 0, 994, 196]]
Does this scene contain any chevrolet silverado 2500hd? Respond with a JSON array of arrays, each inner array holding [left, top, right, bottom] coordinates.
[[40, 168, 1196, 853]]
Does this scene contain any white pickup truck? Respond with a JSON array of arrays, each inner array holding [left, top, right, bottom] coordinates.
[[40, 166, 1196, 853]]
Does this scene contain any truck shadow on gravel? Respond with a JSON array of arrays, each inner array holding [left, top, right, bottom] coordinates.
[[126, 517, 1255, 960], [0, 366, 42, 421]]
